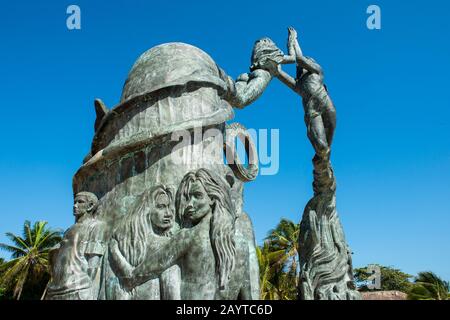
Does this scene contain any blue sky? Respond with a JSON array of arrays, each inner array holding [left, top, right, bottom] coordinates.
[[0, 0, 449, 281]]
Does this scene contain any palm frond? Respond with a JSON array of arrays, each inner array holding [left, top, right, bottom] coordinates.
[[0, 256, 28, 287], [5, 233, 29, 252], [13, 263, 30, 300], [0, 243, 27, 257], [1, 220, 60, 299]]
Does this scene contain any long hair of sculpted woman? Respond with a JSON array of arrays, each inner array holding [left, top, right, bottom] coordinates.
[[176, 168, 237, 290], [107, 185, 180, 299], [124, 168, 252, 299]]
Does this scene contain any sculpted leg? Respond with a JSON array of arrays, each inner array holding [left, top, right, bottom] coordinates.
[[321, 101, 337, 147], [306, 115, 330, 157]]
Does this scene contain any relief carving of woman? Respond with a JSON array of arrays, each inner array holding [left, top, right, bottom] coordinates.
[[106, 186, 180, 300], [111, 169, 254, 299]]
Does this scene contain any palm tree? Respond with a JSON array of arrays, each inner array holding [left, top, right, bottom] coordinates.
[[0, 220, 62, 300], [0, 257, 6, 298], [265, 218, 300, 299], [408, 271, 450, 300], [256, 242, 286, 300]]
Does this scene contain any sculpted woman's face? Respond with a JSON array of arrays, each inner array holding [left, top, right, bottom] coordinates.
[[150, 192, 174, 231], [184, 180, 213, 225]]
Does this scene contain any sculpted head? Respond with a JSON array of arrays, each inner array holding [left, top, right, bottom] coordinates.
[[176, 169, 233, 227], [113, 185, 175, 267], [73, 192, 98, 222], [182, 179, 213, 225], [176, 169, 237, 289], [149, 186, 175, 235], [250, 37, 284, 72]]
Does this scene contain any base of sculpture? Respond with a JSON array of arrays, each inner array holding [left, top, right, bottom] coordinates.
[[298, 156, 361, 300]]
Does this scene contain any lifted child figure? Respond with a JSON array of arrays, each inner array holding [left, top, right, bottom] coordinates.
[[274, 27, 337, 159]]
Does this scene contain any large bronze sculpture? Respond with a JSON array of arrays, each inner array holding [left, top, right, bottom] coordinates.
[[48, 27, 360, 300]]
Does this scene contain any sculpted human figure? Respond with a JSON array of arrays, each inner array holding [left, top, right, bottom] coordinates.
[[46, 192, 108, 300], [107, 186, 181, 300], [260, 27, 359, 300], [111, 169, 254, 300], [220, 38, 283, 109], [270, 27, 337, 158]]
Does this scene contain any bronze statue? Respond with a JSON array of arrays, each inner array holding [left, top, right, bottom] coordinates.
[[50, 27, 359, 300], [46, 192, 107, 300], [272, 27, 336, 159]]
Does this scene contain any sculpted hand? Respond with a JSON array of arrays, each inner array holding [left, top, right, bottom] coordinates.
[[121, 275, 135, 292], [287, 26, 299, 57], [109, 239, 133, 279], [264, 60, 282, 77], [273, 64, 282, 77], [288, 26, 298, 40]]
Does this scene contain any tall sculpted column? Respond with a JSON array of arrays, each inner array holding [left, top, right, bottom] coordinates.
[[269, 27, 361, 300]]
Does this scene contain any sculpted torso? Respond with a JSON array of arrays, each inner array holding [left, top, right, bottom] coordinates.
[[180, 224, 216, 299], [179, 216, 251, 300], [298, 71, 325, 99], [51, 223, 91, 289]]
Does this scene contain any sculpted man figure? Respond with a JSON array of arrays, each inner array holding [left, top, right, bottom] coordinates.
[[46, 192, 108, 300], [272, 27, 337, 158], [107, 186, 181, 300], [111, 169, 255, 300], [263, 27, 360, 300]]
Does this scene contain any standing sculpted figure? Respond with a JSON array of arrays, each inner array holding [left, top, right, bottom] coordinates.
[[107, 186, 181, 300], [110, 169, 254, 300], [271, 27, 337, 158], [46, 192, 108, 300], [263, 27, 360, 300]]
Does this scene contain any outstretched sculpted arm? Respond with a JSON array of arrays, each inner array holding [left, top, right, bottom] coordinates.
[[131, 229, 192, 282], [286, 26, 322, 75], [281, 26, 302, 65], [108, 238, 134, 280], [275, 66, 298, 94], [109, 230, 192, 290], [130, 213, 211, 288], [224, 69, 273, 109], [296, 55, 323, 75]]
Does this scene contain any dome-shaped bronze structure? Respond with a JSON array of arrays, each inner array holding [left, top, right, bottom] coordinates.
[[120, 42, 228, 104]]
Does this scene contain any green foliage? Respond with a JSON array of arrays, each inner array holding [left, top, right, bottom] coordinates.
[[0, 220, 62, 300], [354, 264, 413, 293], [257, 243, 277, 300], [0, 258, 5, 299], [257, 218, 299, 300], [407, 271, 449, 300]]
